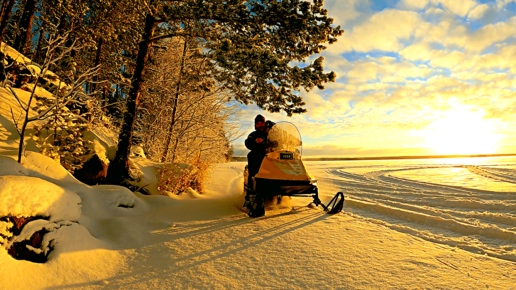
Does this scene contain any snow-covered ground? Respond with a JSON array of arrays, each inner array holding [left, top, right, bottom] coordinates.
[[307, 157, 516, 263], [1, 155, 516, 289], [1, 40, 514, 289]]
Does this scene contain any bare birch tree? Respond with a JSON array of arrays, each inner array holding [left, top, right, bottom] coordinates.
[[7, 32, 100, 163]]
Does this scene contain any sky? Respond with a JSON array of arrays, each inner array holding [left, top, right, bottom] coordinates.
[[232, 0, 516, 158]]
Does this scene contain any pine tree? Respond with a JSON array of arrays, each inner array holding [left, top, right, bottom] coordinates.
[[0, 0, 15, 43], [33, 96, 95, 173], [107, 0, 343, 184], [12, 0, 38, 54]]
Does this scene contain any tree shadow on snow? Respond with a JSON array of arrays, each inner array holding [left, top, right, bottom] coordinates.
[[45, 207, 334, 289]]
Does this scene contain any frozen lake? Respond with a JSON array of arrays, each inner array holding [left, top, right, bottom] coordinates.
[[225, 156, 516, 262], [304, 156, 516, 262]]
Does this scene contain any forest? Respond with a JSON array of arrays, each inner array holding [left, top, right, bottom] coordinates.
[[0, 0, 342, 194]]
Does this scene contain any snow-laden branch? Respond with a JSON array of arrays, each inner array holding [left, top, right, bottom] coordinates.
[[7, 30, 100, 163]]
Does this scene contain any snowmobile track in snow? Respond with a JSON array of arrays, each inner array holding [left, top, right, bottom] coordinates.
[[309, 161, 516, 263]]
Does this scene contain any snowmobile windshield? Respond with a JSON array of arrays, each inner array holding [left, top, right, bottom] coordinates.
[[266, 122, 302, 158]]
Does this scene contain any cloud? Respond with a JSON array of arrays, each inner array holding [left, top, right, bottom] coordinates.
[[323, 0, 367, 27], [402, 30, 516, 68], [347, 61, 380, 80], [482, 91, 516, 122], [399, 42, 435, 61], [415, 15, 516, 54], [346, 56, 433, 82], [398, 8, 514, 54], [497, 0, 516, 8], [429, 50, 466, 68], [355, 82, 393, 92], [468, 4, 490, 20], [422, 21, 470, 49], [425, 7, 444, 14], [434, 0, 478, 17], [328, 90, 354, 111], [332, 9, 423, 53], [464, 16, 516, 52], [329, 3, 515, 55], [301, 92, 340, 120], [455, 42, 516, 72], [397, 0, 430, 10]]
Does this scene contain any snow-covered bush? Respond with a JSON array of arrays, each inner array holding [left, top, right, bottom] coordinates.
[[32, 94, 96, 173], [156, 157, 216, 195], [157, 163, 198, 195], [6, 32, 100, 165]]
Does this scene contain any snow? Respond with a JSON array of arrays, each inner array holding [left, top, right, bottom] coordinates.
[[0, 156, 515, 289], [1, 43, 516, 290], [0, 175, 81, 221], [0, 41, 69, 91], [1, 42, 32, 64]]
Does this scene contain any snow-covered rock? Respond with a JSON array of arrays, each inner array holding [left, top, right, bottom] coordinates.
[[73, 154, 109, 185], [0, 174, 81, 262], [130, 145, 146, 158]]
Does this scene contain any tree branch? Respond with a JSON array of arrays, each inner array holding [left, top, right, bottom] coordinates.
[[9, 107, 21, 135], [8, 87, 27, 111]]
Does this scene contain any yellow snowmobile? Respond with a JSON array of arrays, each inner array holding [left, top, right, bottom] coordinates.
[[244, 122, 344, 217]]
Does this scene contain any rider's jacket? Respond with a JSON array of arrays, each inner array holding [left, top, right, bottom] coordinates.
[[244, 121, 275, 154], [245, 130, 268, 153]]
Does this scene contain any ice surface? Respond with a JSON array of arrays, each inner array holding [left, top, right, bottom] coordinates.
[[307, 157, 516, 263]]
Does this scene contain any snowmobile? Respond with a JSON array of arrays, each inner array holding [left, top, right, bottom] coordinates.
[[243, 122, 344, 217]]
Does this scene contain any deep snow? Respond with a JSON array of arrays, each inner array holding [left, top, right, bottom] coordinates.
[[1, 157, 516, 289], [0, 42, 515, 290]]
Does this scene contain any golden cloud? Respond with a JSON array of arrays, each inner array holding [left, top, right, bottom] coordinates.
[[465, 17, 516, 52], [468, 4, 490, 20], [433, 0, 478, 17], [398, 0, 430, 10], [333, 9, 423, 53]]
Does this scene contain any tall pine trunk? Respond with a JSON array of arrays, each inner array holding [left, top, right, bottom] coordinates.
[[13, 0, 37, 54], [33, 28, 44, 62], [92, 37, 103, 93], [106, 12, 156, 184], [0, 0, 15, 43], [0, 0, 8, 25], [94, 38, 103, 78]]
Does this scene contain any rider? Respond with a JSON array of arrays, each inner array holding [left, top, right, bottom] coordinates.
[[245, 114, 274, 188]]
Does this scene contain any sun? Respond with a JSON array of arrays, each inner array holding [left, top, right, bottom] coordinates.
[[424, 110, 501, 155]]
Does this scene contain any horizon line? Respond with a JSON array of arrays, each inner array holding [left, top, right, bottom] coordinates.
[[231, 153, 516, 162]]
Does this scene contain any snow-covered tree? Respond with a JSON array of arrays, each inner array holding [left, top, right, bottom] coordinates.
[[108, 0, 343, 184], [7, 32, 99, 163], [33, 100, 94, 172], [135, 37, 242, 193]]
